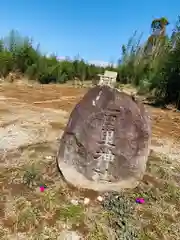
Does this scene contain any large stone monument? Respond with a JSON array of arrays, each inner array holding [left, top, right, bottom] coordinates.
[[57, 86, 151, 192]]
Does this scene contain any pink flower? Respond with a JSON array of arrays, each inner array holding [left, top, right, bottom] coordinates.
[[139, 198, 145, 204], [40, 186, 45, 192], [136, 198, 145, 204]]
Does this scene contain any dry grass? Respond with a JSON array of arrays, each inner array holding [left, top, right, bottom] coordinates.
[[133, 151, 180, 239], [0, 144, 180, 239]]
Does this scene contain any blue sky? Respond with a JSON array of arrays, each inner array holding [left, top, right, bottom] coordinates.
[[1, 1, 180, 65]]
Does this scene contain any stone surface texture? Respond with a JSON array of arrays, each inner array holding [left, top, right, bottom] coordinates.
[[57, 85, 151, 192]]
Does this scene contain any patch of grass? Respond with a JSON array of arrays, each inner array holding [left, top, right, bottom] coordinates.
[[87, 223, 108, 240], [1, 143, 180, 240], [95, 153, 180, 239], [131, 154, 180, 239], [22, 163, 43, 188], [57, 203, 85, 223], [30, 226, 60, 240], [39, 190, 58, 212], [85, 210, 114, 240], [2, 197, 41, 234], [162, 181, 180, 202], [102, 192, 139, 240], [16, 204, 41, 232]]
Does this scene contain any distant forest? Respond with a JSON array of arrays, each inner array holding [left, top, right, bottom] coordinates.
[[1, 16, 180, 108]]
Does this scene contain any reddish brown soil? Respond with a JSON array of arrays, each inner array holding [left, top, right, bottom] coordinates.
[[1, 83, 180, 142]]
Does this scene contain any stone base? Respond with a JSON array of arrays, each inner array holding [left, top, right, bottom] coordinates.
[[58, 160, 142, 192]]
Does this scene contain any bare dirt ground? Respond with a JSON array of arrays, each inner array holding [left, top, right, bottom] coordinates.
[[1, 82, 180, 239]]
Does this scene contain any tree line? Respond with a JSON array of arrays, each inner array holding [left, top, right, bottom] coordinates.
[[118, 16, 180, 108], [0, 30, 117, 84], [1, 16, 180, 108]]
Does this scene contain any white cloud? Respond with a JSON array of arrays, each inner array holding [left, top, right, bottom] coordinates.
[[46, 54, 117, 67], [88, 60, 110, 67]]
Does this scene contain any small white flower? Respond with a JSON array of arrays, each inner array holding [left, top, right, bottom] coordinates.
[[45, 156, 52, 160], [70, 199, 79, 205], [97, 196, 103, 202], [83, 198, 90, 205]]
